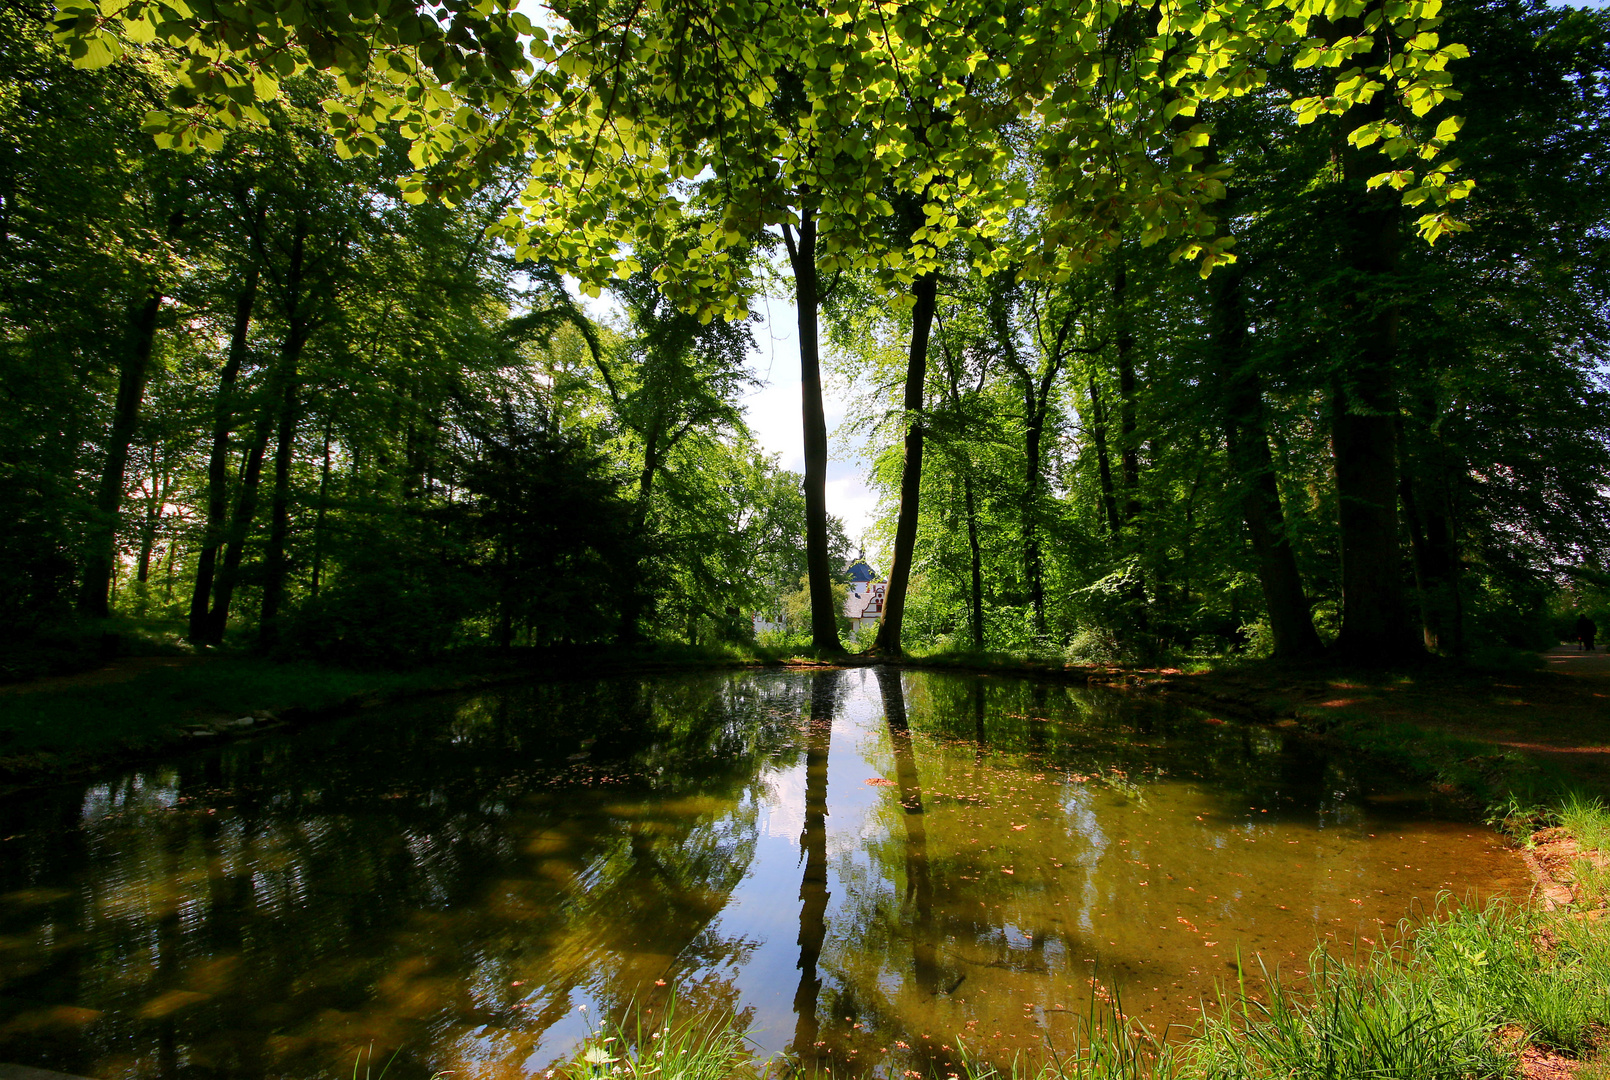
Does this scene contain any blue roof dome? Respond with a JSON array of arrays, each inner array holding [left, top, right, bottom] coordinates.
[[847, 560, 876, 582]]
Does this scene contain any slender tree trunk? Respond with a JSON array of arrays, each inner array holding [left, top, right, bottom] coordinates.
[[190, 257, 260, 641], [782, 211, 843, 653], [963, 469, 985, 651], [255, 221, 307, 652], [1088, 375, 1121, 540], [1330, 15, 1419, 663], [1021, 375, 1055, 637], [1211, 259, 1324, 659], [136, 443, 161, 585], [207, 403, 274, 645], [161, 527, 179, 600], [1113, 261, 1141, 525], [256, 348, 302, 651], [870, 273, 938, 656], [310, 416, 333, 598], [617, 433, 660, 644], [78, 289, 163, 617]]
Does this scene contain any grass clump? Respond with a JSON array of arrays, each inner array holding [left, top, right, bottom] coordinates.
[[558, 1003, 760, 1080]]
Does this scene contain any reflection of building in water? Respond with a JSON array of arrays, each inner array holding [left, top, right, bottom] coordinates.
[[843, 557, 886, 632]]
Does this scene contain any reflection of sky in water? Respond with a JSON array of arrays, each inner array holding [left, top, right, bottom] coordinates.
[[0, 668, 1530, 1080]]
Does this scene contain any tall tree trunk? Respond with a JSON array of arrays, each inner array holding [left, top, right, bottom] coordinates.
[[78, 288, 163, 617], [190, 255, 260, 641], [1211, 259, 1324, 659], [1113, 260, 1141, 525], [1330, 14, 1419, 663], [1399, 410, 1464, 654], [617, 432, 660, 644], [870, 273, 938, 656], [310, 416, 333, 598], [254, 218, 308, 652], [256, 341, 302, 651], [782, 211, 843, 653], [136, 442, 161, 585], [1021, 371, 1056, 637], [207, 405, 273, 645], [1088, 375, 1121, 540], [963, 469, 985, 651]]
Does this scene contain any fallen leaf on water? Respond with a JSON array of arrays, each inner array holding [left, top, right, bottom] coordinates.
[[865, 778, 897, 787], [1002, 868, 1015, 875]]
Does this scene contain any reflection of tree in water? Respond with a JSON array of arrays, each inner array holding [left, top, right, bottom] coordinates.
[[0, 672, 810, 1080], [798, 670, 1418, 1076], [902, 673, 1379, 820], [789, 668, 839, 1072]]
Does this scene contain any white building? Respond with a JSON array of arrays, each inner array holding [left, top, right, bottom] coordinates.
[[843, 558, 886, 633]]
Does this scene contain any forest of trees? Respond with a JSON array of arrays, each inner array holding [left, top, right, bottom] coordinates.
[[2, 0, 1607, 669]]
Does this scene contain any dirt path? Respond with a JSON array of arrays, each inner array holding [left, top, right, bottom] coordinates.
[[1542, 642, 1610, 679], [0, 655, 204, 696]]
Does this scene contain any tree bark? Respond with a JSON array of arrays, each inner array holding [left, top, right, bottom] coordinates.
[[256, 342, 302, 651], [135, 442, 162, 586], [310, 416, 333, 598], [189, 256, 260, 641], [963, 469, 984, 651], [78, 288, 163, 617], [1210, 259, 1324, 659], [1113, 260, 1141, 526], [1088, 374, 1121, 540], [870, 272, 939, 656], [1330, 15, 1419, 663], [616, 429, 660, 643], [206, 399, 274, 645], [781, 211, 843, 653], [1399, 412, 1464, 654]]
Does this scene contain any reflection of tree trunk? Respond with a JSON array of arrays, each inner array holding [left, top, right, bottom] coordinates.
[[792, 670, 838, 1065], [876, 669, 938, 995], [972, 680, 987, 752]]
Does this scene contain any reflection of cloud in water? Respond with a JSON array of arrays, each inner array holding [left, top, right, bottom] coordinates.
[[761, 764, 806, 841]]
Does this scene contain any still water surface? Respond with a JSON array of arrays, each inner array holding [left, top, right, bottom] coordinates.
[[0, 668, 1527, 1079]]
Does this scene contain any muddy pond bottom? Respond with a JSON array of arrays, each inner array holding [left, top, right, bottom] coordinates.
[[0, 667, 1528, 1080]]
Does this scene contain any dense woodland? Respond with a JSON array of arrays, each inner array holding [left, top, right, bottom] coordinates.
[[2, 0, 1608, 669]]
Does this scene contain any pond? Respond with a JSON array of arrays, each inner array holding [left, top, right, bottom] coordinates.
[[0, 667, 1528, 1080]]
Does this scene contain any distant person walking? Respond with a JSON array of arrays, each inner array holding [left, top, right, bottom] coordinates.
[[1574, 614, 1597, 652]]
